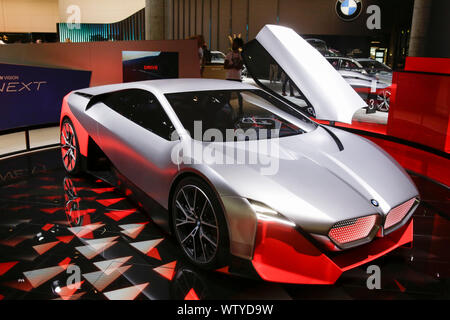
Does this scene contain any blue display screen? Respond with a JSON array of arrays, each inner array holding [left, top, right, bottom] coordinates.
[[0, 63, 91, 131]]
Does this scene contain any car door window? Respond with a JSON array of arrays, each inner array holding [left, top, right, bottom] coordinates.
[[103, 89, 174, 140], [328, 59, 339, 70], [341, 60, 359, 70]]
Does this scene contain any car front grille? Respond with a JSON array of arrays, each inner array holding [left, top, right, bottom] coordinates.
[[328, 214, 378, 246], [384, 198, 416, 230]]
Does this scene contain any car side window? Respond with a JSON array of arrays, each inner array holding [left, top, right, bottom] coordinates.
[[328, 59, 339, 70], [341, 60, 358, 70], [103, 89, 175, 140]]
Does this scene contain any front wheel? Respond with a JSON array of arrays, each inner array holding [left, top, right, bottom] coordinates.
[[60, 119, 82, 175], [171, 177, 229, 269]]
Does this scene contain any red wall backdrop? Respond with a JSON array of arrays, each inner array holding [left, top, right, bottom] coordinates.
[[0, 40, 201, 86], [387, 57, 450, 153]]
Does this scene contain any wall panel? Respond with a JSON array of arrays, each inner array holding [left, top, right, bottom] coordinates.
[[0, 0, 59, 33], [202, 0, 211, 48], [58, 0, 145, 24], [165, 0, 174, 39], [184, 0, 189, 38], [249, 0, 277, 39], [278, 0, 393, 36], [174, 0, 179, 39], [231, 0, 247, 41], [218, 0, 231, 53], [190, 0, 196, 37], [196, 0, 203, 37], [210, 0, 219, 50], [0, 39, 200, 86]]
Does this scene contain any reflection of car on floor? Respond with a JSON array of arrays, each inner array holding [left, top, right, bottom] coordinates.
[[63, 177, 83, 226], [60, 25, 419, 285]]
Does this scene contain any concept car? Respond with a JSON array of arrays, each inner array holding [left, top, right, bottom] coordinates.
[[60, 25, 419, 284]]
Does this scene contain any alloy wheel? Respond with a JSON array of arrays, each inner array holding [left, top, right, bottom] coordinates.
[[376, 90, 390, 112], [61, 121, 78, 172], [174, 185, 219, 264]]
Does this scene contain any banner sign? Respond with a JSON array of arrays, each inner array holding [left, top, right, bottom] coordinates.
[[0, 63, 91, 131], [122, 51, 179, 83]]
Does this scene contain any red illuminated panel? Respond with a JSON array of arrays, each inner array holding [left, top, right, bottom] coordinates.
[[385, 198, 415, 230], [328, 215, 377, 245]]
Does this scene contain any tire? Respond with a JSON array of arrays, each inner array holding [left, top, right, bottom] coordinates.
[[60, 118, 82, 175], [171, 177, 229, 269]]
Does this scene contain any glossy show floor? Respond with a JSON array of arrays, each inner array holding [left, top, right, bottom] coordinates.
[[0, 148, 448, 300]]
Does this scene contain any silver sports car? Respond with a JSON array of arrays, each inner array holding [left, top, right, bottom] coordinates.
[[60, 25, 419, 284]]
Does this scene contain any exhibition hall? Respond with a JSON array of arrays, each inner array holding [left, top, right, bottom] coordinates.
[[0, 0, 448, 305]]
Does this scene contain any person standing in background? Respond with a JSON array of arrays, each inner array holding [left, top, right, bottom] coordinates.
[[224, 38, 244, 82], [195, 35, 205, 76], [281, 71, 294, 96], [269, 62, 278, 84]]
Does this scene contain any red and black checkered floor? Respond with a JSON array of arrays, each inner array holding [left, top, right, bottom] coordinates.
[[0, 149, 449, 300]]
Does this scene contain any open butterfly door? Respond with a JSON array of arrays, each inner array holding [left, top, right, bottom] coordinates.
[[242, 25, 366, 124]]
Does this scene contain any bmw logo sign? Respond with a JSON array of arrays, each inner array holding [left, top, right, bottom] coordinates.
[[336, 0, 363, 21], [371, 199, 379, 207]]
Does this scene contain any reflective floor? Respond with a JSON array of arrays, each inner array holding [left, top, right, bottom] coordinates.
[[0, 148, 448, 300]]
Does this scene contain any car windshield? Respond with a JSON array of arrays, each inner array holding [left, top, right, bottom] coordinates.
[[212, 52, 225, 59], [165, 89, 317, 141], [358, 60, 391, 72]]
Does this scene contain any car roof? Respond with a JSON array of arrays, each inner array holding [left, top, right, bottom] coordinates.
[[326, 56, 357, 60], [76, 79, 258, 96]]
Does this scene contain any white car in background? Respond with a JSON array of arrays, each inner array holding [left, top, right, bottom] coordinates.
[[210, 51, 226, 64], [356, 58, 393, 85], [326, 57, 392, 112]]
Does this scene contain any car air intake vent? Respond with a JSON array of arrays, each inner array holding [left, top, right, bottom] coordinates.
[[329, 215, 377, 246], [384, 198, 416, 230]]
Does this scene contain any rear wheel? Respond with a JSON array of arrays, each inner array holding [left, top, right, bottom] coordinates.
[[376, 90, 390, 112], [171, 177, 229, 269], [60, 119, 82, 175]]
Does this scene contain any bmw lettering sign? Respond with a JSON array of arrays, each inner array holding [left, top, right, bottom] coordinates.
[[335, 0, 363, 21]]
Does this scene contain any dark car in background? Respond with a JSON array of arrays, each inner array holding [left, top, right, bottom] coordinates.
[[306, 38, 338, 57]]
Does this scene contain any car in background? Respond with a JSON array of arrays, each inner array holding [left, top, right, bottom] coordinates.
[[326, 56, 367, 74], [339, 70, 392, 112], [306, 38, 338, 57], [326, 57, 391, 112], [356, 58, 393, 85], [210, 50, 226, 64]]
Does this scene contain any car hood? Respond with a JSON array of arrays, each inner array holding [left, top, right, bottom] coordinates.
[[251, 25, 367, 124], [191, 127, 418, 234]]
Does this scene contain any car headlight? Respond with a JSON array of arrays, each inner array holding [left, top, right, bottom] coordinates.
[[248, 199, 296, 227]]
